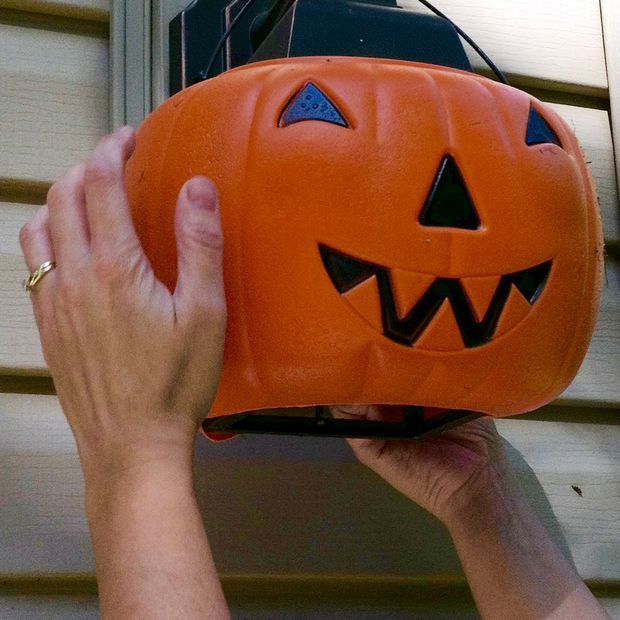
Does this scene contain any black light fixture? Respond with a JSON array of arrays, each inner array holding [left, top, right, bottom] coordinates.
[[169, 0, 487, 95]]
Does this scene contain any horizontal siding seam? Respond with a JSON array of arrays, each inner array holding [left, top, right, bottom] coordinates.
[[0, 574, 619, 598], [0, 1, 108, 22], [0, 7, 108, 37]]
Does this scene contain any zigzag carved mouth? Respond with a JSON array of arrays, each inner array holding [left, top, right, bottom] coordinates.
[[319, 245, 552, 349]]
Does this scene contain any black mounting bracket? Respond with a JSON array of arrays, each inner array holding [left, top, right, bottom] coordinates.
[[169, 0, 472, 95], [202, 407, 481, 440]]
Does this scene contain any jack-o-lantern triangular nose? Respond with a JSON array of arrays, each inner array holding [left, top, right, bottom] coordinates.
[[419, 156, 481, 230], [280, 83, 348, 128]]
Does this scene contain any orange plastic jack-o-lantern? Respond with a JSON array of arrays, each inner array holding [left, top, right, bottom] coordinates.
[[126, 58, 603, 437]]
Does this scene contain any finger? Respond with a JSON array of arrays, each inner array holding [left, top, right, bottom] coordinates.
[[19, 205, 53, 272], [47, 162, 90, 266], [83, 126, 139, 255], [330, 404, 386, 457], [330, 404, 369, 418], [19, 205, 57, 294], [172, 177, 226, 326], [330, 404, 392, 422]]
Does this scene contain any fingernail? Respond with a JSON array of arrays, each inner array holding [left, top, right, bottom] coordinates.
[[333, 404, 366, 416], [187, 177, 216, 211]]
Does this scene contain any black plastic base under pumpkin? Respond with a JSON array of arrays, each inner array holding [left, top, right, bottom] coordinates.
[[202, 406, 481, 440]]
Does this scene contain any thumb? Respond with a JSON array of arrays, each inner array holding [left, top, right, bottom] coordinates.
[[329, 404, 385, 460], [173, 176, 226, 322]]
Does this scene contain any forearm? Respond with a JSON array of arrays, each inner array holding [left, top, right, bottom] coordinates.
[[84, 450, 229, 620], [445, 472, 609, 620]]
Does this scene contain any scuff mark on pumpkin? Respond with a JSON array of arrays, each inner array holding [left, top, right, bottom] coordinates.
[[538, 146, 557, 155], [571, 485, 583, 497]]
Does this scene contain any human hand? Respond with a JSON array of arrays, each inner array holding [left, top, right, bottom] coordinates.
[[19, 127, 226, 481], [331, 407, 614, 620], [330, 405, 513, 526]]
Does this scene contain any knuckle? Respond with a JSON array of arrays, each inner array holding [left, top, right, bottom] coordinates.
[[350, 441, 376, 465], [191, 297, 227, 328], [92, 244, 145, 286], [183, 221, 224, 252], [46, 180, 65, 206], [92, 250, 123, 282], [56, 273, 83, 306], [47, 164, 84, 205], [65, 162, 86, 185], [84, 155, 115, 185], [206, 298, 227, 322], [19, 221, 37, 247], [19, 210, 48, 249]]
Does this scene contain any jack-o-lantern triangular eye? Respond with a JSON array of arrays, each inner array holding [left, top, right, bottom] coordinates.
[[279, 82, 348, 128], [526, 106, 562, 148], [419, 156, 481, 230]]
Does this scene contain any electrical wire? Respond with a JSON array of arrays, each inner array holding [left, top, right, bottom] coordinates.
[[414, 0, 509, 84], [204, 0, 263, 80]]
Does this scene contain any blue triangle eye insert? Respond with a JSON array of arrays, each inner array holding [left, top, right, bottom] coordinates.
[[526, 106, 562, 148], [279, 83, 349, 128]]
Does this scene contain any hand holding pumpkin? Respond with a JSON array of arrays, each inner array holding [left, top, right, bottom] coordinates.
[[330, 405, 614, 620], [330, 405, 513, 526], [19, 127, 227, 479], [19, 127, 231, 619]]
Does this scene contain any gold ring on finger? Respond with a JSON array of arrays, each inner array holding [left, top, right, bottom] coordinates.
[[24, 260, 56, 293]]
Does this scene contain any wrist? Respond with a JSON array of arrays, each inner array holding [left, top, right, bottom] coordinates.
[[441, 462, 603, 620], [74, 411, 198, 481], [441, 463, 531, 539], [82, 441, 196, 520]]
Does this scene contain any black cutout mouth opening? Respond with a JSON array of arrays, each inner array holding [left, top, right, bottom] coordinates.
[[319, 244, 552, 348], [201, 247, 551, 440]]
